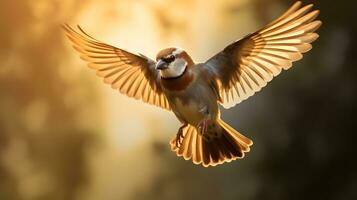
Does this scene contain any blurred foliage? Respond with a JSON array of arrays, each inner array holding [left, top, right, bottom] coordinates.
[[0, 0, 356, 200], [0, 1, 98, 200]]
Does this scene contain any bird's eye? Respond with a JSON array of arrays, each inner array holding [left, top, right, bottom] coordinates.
[[163, 55, 175, 63]]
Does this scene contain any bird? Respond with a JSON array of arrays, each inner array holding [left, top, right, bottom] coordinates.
[[63, 1, 321, 167]]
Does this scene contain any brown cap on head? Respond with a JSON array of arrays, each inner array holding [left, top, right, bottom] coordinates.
[[156, 47, 194, 67], [156, 48, 177, 61]]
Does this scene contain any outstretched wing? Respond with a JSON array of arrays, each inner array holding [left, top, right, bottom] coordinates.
[[204, 1, 321, 109], [63, 25, 171, 110]]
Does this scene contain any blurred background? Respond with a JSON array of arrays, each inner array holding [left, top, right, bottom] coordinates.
[[0, 0, 356, 199]]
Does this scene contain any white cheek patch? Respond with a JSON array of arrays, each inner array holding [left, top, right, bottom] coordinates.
[[172, 48, 184, 56], [160, 58, 187, 78]]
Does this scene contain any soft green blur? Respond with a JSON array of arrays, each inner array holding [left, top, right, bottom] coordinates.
[[1, 0, 356, 200]]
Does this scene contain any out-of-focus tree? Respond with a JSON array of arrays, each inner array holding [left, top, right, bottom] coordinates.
[[0, 1, 99, 200]]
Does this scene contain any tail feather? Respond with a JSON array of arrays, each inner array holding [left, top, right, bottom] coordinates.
[[218, 119, 253, 151], [170, 118, 253, 167]]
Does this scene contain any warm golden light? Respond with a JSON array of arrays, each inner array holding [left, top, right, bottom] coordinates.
[[2, 0, 348, 200], [0, 0, 270, 198]]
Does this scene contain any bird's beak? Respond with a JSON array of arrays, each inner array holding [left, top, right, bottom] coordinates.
[[156, 60, 168, 70]]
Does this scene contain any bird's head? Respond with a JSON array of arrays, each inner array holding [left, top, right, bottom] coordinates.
[[156, 47, 194, 79]]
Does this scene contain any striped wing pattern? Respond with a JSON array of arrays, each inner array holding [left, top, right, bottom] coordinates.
[[63, 25, 171, 111], [205, 1, 321, 109]]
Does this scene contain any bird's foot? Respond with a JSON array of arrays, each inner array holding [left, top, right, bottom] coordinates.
[[175, 125, 186, 148], [197, 119, 213, 136]]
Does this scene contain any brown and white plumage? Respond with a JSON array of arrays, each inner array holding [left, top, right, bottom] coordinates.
[[63, 1, 321, 167]]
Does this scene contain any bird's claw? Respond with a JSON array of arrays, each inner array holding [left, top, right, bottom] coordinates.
[[175, 125, 186, 148], [197, 119, 212, 136]]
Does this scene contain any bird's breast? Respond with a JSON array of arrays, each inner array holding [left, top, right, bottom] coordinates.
[[167, 78, 219, 126], [172, 97, 204, 125]]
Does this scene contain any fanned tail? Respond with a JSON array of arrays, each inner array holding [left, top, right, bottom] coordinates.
[[170, 118, 253, 167]]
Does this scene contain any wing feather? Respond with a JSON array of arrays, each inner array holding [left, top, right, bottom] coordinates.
[[204, 1, 321, 108], [63, 25, 171, 110]]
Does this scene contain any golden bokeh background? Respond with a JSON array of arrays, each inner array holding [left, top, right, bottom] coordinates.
[[1, 0, 356, 200]]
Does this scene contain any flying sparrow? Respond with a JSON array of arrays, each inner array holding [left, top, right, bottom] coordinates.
[[63, 1, 321, 167]]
